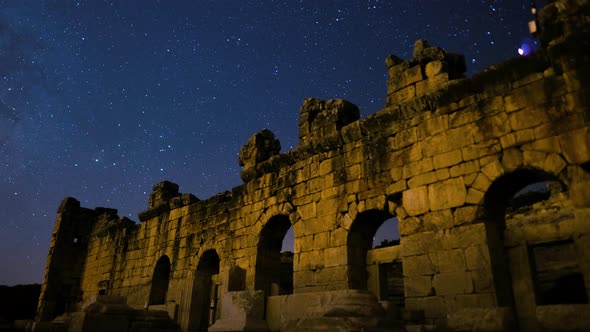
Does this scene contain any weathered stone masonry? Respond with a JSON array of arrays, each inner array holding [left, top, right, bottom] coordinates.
[[37, 1, 590, 331]]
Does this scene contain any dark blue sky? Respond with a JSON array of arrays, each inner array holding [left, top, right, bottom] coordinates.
[[0, 0, 541, 285]]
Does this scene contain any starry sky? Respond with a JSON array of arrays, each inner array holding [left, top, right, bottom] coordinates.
[[0, 0, 544, 285]]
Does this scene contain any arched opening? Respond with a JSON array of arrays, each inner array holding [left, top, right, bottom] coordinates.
[[255, 215, 293, 296], [373, 217, 400, 248], [187, 250, 220, 331], [484, 168, 586, 308], [484, 168, 564, 231], [347, 209, 397, 291], [149, 255, 171, 305]]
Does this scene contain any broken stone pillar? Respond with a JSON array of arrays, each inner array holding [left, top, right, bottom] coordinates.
[[385, 39, 466, 106], [139, 181, 185, 222], [208, 290, 268, 332], [239, 129, 281, 182], [298, 98, 360, 146], [148, 181, 180, 209]]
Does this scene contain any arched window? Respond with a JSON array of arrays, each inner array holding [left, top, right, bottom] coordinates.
[[255, 215, 293, 296], [149, 256, 171, 305], [484, 168, 564, 230], [484, 168, 587, 306], [372, 217, 400, 248], [347, 209, 395, 290], [187, 250, 220, 331]]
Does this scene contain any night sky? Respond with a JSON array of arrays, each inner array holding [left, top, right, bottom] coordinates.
[[1, 0, 543, 285]]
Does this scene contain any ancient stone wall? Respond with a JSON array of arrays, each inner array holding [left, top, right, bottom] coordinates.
[[37, 1, 590, 331]]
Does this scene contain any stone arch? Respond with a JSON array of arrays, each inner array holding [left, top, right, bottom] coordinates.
[[482, 167, 569, 309], [187, 249, 221, 331], [148, 255, 171, 305], [347, 209, 395, 290], [254, 214, 294, 296], [484, 167, 566, 231]]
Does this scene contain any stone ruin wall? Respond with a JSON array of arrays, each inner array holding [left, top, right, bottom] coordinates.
[[37, 1, 590, 331]]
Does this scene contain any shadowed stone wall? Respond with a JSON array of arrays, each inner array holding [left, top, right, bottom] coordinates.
[[37, 1, 590, 331]]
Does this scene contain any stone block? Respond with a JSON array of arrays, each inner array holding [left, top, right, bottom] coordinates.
[[297, 203, 317, 221], [471, 269, 494, 293], [415, 73, 450, 96], [390, 167, 403, 181], [403, 158, 434, 178], [501, 148, 523, 170], [522, 136, 561, 153], [481, 159, 504, 180], [386, 180, 407, 195], [405, 65, 424, 85], [404, 254, 437, 276], [433, 149, 463, 169], [465, 188, 484, 205], [389, 85, 416, 104], [450, 160, 479, 178], [464, 245, 491, 271], [399, 217, 422, 236], [423, 125, 474, 157], [423, 209, 453, 230], [405, 276, 434, 297], [453, 206, 478, 226], [544, 153, 567, 174], [432, 271, 473, 295], [239, 129, 281, 170], [509, 109, 547, 131], [428, 177, 467, 211], [418, 115, 449, 138], [559, 127, 590, 163], [395, 127, 418, 150], [444, 224, 486, 249], [437, 249, 466, 273], [436, 168, 450, 181], [403, 186, 430, 216], [313, 232, 330, 249], [400, 231, 441, 257], [408, 172, 438, 188], [523, 150, 547, 169], [470, 173, 491, 192], [425, 60, 445, 78], [330, 228, 347, 247]]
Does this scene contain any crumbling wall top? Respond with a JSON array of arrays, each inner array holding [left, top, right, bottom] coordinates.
[[298, 98, 360, 146]]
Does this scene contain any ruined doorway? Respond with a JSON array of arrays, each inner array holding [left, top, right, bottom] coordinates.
[[187, 250, 220, 332], [347, 209, 397, 291], [149, 255, 171, 305], [255, 215, 293, 297], [483, 168, 588, 329], [484, 168, 567, 307]]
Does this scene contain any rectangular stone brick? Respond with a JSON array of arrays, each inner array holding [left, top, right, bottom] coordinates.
[[509, 109, 547, 131], [433, 149, 463, 169], [403, 158, 434, 178], [432, 271, 473, 295], [437, 249, 466, 273], [423, 209, 453, 230], [422, 125, 474, 157], [449, 160, 479, 177], [405, 65, 424, 85], [428, 177, 467, 211], [402, 186, 429, 216], [408, 171, 438, 188], [404, 254, 437, 276], [405, 275, 433, 297]]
